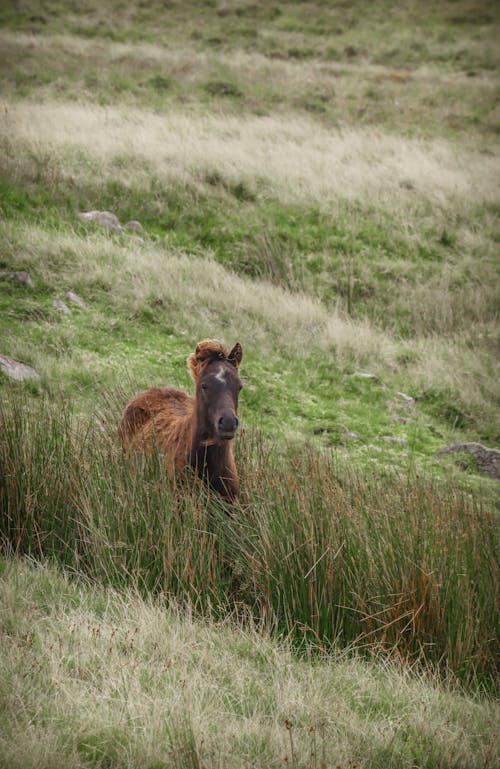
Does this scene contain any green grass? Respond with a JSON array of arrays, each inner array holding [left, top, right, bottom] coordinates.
[[5, 166, 451, 314], [1, 206, 498, 459], [0, 1, 498, 138]]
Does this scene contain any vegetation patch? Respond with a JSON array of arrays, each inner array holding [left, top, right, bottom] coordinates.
[[2, 557, 498, 769], [0, 395, 498, 688], [0, 2, 498, 764]]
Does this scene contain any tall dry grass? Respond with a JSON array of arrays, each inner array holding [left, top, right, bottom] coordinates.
[[2, 557, 498, 769], [2, 99, 498, 211]]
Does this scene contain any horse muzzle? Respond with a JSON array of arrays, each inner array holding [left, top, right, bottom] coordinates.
[[217, 414, 239, 440]]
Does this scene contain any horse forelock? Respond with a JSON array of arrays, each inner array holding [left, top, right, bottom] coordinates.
[[187, 339, 230, 382]]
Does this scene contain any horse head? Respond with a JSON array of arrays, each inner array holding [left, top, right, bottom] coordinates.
[[188, 340, 243, 443]]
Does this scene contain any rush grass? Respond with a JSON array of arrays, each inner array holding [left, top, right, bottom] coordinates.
[[1, 395, 497, 689]]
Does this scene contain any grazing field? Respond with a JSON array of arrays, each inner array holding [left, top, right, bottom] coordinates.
[[0, 1, 499, 766]]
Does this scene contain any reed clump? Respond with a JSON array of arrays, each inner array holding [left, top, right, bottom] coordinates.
[[0, 394, 497, 687]]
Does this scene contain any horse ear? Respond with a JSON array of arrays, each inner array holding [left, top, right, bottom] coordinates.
[[228, 342, 243, 369]]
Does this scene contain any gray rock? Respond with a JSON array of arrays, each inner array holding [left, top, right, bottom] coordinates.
[[367, 444, 382, 453], [78, 210, 122, 233], [62, 291, 86, 307], [390, 416, 413, 425], [0, 355, 40, 382], [374, 436, 409, 447], [124, 220, 144, 233], [53, 300, 71, 314], [435, 443, 500, 481], [397, 392, 415, 407], [344, 431, 360, 441], [12, 271, 34, 288], [355, 372, 380, 383]]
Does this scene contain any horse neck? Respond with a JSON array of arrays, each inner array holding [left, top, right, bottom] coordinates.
[[190, 411, 237, 501]]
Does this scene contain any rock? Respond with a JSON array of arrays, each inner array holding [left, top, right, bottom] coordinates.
[[78, 210, 122, 233], [344, 431, 360, 441], [397, 392, 415, 407], [124, 220, 144, 233], [53, 300, 71, 314], [367, 444, 382, 453], [0, 355, 40, 382], [12, 271, 34, 288], [355, 372, 380, 383], [374, 436, 409, 447], [390, 416, 413, 425], [62, 291, 86, 307], [435, 443, 500, 481]]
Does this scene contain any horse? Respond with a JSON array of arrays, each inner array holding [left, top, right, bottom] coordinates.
[[118, 340, 243, 501]]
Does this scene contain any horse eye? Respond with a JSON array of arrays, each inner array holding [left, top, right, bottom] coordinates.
[[201, 383, 209, 391], [238, 383, 243, 391]]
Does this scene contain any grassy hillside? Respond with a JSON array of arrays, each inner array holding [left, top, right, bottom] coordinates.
[[0, 1, 499, 766], [1, 557, 499, 769], [1, 1, 499, 468]]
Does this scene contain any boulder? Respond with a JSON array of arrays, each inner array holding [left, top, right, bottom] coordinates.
[[53, 300, 71, 314], [0, 355, 40, 382], [435, 443, 500, 481], [12, 271, 34, 288], [78, 210, 122, 233], [124, 220, 144, 233], [62, 291, 86, 307]]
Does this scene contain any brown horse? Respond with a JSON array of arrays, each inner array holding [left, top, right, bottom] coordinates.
[[118, 340, 243, 501]]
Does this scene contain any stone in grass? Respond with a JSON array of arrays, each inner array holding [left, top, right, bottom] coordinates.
[[435, 443, 500, 481], [78, 210, 122, 233], [53, 300, 71, 314], [355, 372, 381, 383], [0, 354, 40, 382], [354, 372, 386, 390], [344, 430, 360, 441], [124, 220, 144, 233], [374, 435, 409, 447], [12, 271, 34, 288], [390, 416, 413, 425], [62, 291, 86, 308], [397, 392, 415, 407]]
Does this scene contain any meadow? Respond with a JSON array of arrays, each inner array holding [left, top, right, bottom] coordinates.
[[0, 1, 499, 766]]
